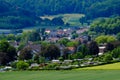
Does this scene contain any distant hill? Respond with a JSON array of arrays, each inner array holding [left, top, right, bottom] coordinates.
[[5, 0, 120, 19], [0, 1, 40, 29], [0, 0, 120, 29]]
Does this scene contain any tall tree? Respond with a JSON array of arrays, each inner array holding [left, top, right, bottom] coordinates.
[[0, 40, 17, 65], [41, 44, 60, 60], [88, 41, 99, 55], [19, 47, 33, 60]]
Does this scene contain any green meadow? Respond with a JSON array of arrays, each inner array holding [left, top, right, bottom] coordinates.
[[0, 63, 120, 80], [77, 62, 120, 70], [40, 13, 84, 26], [0, 70, 120, 80]]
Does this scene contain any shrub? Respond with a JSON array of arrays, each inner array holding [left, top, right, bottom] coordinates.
[[44, 63, 59, 70], [111, 47, 120, 58], [59, 57, 64, 61], [17, 61, 29, 70], [11, 61, 18, 68], [103, 53, 113, 63]]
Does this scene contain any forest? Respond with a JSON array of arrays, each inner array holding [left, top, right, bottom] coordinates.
[[0, 0, 120, 29], [4, 0, 120, 18]]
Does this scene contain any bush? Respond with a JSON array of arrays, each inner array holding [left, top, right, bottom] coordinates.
[[111, 47, 120, 58], [59, 57, 64, 61], [103, 53, 113, 63], [17, 61, 29, 70], [10, 61, 18, 68], [44, 63, 59, 70]]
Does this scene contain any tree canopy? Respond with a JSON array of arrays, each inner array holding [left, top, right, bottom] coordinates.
[[90, 17, 120, 35]]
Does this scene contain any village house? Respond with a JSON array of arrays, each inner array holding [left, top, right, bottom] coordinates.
[[17, 42, 41, 56], [98, 44, 106, 55], [67, 47, 76, 54]]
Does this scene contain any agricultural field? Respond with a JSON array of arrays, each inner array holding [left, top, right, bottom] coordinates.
[[0, 63, 120, 80], [0, 70, 120, 80], [40, 13, 85, 26]]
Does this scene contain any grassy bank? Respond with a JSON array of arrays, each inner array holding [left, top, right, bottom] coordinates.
[[77, 62, 120, 70]]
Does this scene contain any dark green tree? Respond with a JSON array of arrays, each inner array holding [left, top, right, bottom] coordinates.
[[58, 38, 70, 46], [51, 17, 64, 26], [28, 31, 41, 42], [0, 40, 17, 65], [19, 47, 33, 60], [88, 41, 99, 55], [41, 44, 60, 60]]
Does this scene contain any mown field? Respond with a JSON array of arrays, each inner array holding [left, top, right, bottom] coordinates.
[[0, 63, 120, 80], [40, 13, 85, 26], [0, 70, 120, 80], [77, 62, 120, 70]]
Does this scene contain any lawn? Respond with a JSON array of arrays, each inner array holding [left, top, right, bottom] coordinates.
[[0, 63, 120, 80], [0, 70, 120, 80], [77, 62, 120, 70]]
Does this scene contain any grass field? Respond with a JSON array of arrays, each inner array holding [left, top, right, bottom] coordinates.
[[0, 63, 120, 80], [0, 70, 120, 80], [77, 62, 120, 70], [40, 13, 84, 26]]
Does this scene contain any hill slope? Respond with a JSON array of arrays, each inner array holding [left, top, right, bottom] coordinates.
[[0, 0, 120, 29], [5, 0, 120, 19], [0, 1, 40, 29]]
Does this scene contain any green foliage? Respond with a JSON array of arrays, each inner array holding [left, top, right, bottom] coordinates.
[[18, 47, 33, 60], [28, 31, 41, 42], [1, 0, 120, 29], [0, 40, 16, 65], [0, 40, 10, 52], [105, 43, 114, 52], [58, 38, 70, 46], [103, 53, 113, 63], [116, 33, 120, 41], [17, 43, 26, 51], [0, 16, 36, 29], [66, 41, 78, 47], [90, 17, 120, 34], [11, 61, 18, 68], [77, 44, 89, 56], [39, 57, 45, 63], [111, 47, 120, 58], [0, 52, 8, 65], [41, 44, 60, 60], [41, 41, 50, 46], [88, 41, 99, 55], [73, 52, 84, 59], [44, 63, 59, 70], [6, 34, 15, 41], [95, 35, 116, 44], [16, 61, 29, 70], [59, 57, 64, 61], [4, 0, 120, 20], [51, 17, 64, 26], [72, 33, 79, 39]]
